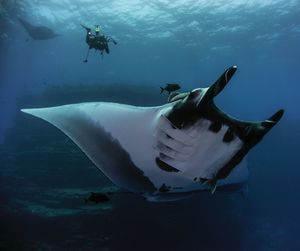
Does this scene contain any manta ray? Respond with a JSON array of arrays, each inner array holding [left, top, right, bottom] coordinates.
[[18, 18, 60, 40], [21, 66, 284, 201]]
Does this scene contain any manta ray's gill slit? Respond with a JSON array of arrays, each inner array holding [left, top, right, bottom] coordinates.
[[156, 141, 173, 151], [166, 134, 172, 139], [155, 156, 180, 173], [154, 137, 195, 163], [155, 141, 178, 158], [154, 131, 182, 152], [153, 129, 176, 144], [156, 115, 196, 147]]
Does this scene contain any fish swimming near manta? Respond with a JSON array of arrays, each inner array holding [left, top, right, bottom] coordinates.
[[21, 66, 284, 201], [18, 18, 60, 40], [160, 83, 181, 94]]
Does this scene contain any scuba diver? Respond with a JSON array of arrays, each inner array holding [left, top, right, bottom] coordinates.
[[81, 24, 117, 62]]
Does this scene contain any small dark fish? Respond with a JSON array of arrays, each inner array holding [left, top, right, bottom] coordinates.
[[160, 83, 181, 94], [84, 192, 110, 204]]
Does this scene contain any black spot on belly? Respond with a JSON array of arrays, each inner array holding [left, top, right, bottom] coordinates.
[[156, 157, 180, 172], [209, 121, 222, 133], [223, 128, 236, 143]]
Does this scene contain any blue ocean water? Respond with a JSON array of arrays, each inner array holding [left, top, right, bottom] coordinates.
[[0, 0, 300, 250]]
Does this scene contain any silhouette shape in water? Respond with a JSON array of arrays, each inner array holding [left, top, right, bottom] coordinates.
[[21, 66, 284, 202], [18, 18, 60, 40]]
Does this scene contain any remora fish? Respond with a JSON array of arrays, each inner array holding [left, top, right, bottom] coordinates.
[[160, 83, 181, 94]]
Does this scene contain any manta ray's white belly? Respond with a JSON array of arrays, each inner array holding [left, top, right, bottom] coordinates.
[[90, 104, 247, 193]]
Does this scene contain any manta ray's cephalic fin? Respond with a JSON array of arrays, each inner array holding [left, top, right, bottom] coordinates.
[[165, 66, 238, 129], [261, 109, 284, 130], [198, 65, 237, 106]]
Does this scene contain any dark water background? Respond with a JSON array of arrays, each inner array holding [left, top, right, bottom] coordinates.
[[1, 1, 300, 250]]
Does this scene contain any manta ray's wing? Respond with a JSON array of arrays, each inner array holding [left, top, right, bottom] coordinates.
[[22, 103, 159, 194], [208, 108, 284, 183], [199, 67, 284, 184]]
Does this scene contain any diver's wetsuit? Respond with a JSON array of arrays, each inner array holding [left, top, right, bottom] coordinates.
[[86, 30, 110, 54]]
